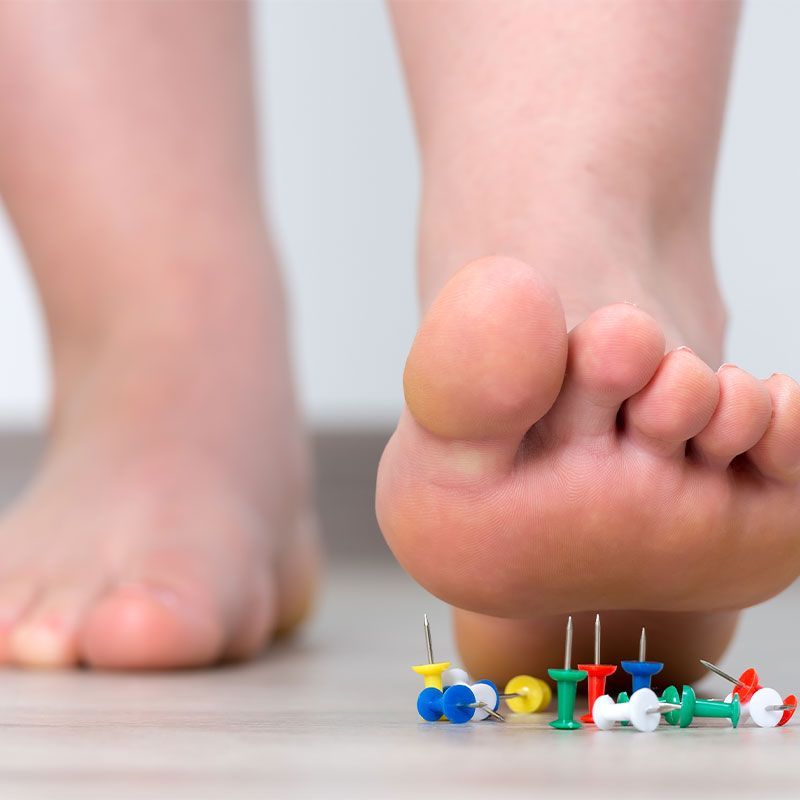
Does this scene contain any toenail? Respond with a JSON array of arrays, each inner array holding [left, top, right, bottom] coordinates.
[[622, 301, 640, 308], [717, 362, 737, 372], [674, 346, 695, 355]]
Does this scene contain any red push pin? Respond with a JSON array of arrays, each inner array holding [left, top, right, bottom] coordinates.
[[700, 660, 796, 727], [578, 614, 617, 724]]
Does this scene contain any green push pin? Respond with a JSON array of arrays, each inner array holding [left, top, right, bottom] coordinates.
[[616, 691, 631, 727], [547, 616, 587, 730], [661, 685, 740, 728]]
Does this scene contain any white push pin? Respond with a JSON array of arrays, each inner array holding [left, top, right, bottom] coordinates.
[[448, 680, 504, 722], [593, 689, 680, 732], [442, 668, 471, 688], [744, 687, 796, 728]]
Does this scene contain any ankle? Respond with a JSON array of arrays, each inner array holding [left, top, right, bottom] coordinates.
[[418, 177, 726, 362]]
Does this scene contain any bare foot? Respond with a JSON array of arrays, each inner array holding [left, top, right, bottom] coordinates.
[[377, 256, 800, 685], [0, 259, 319, 668]]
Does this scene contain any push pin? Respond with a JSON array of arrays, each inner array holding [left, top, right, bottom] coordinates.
[[592, 688, 679, 733], [417, 684, 480, 724], [659, 685, 740, 728], [441, 667, 471, 688], [742, 688, 797, 729], [500, 675, 552, 714], [411, 614, 451, 692], [700, 659, 796, 727], [578, 614, 617, 724], [447, 678, 506, 722], [621, 627, 663, 694], [547, 616, 587, 730]]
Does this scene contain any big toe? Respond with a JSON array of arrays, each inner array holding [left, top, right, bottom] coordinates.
[[403, 256, 568, 447], [80, 561, 274, 669]]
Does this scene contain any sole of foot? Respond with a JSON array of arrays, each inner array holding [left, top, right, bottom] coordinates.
[[377, 256, 800, 678]]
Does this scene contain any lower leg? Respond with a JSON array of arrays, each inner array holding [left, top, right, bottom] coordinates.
[[0, 1, 318, 667], [385, 1, 753, 682]]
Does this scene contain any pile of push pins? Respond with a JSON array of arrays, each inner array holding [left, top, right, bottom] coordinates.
[[413, 614, 797, 732]]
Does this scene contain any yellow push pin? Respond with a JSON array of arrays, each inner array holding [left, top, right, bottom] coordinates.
[[411, 613, 451, 691], [500, 675, 553, 714]]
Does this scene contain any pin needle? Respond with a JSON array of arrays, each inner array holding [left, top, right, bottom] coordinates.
[[647, 703, 681, 715], [639, 627, 646, 662], [424, 613, 434, 665], [594, 614, 601, 665], [766, 704, 797, 712], [699, 659, 746, 688], [564, 616, 573, 670]]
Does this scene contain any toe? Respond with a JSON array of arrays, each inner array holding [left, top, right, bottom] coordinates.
[[403, 256, 568, 443], [691, 364, 772, 469], [624, 347, 720, 457], [80, 582, 228, 669], [748, 373, 800, 481], [9, 577, 103, 667], [0, 577, 39, 663], [542, 303, 665, 440]]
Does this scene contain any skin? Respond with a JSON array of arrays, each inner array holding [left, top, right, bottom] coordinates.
[[379, 0, 800, 689], [0, 1, 318, 667], [0, 0, 796, 684]]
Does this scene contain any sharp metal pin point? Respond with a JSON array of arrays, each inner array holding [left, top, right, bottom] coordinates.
[[766, 704, 796, 712], [621, 626, 663, 694], [699, 659, 746, 688], [424, 613, 434, 664], [578, 613, 617, 724], [565, 615, 573, 670], [411, 614, 451, 693], [639, 627, 646, 662], [547, 616, 587, 730]]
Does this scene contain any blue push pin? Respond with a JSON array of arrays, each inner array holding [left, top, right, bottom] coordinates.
[[620, 627, 663, 694], [417, 684, 498, 724]]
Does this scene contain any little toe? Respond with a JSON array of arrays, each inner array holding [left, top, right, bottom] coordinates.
[[542, 303, 665, 440], [624, 347, 719, 457], [9, 578, 104, 667], [691, 364, 772, 469], [748, 373, 800, 481]]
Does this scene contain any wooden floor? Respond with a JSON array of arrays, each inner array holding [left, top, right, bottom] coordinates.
[[0, 432, 797, 798]]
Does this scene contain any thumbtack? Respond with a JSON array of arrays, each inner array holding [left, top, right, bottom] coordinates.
[[578, 614, 618, 724], [417, 684, 480, 724], [500, 675, 552, 714], [660, 685, 740, 728], [724, 689, 797, 729], [547, 616, 587, 730], [448, 678, 506, 722], [441, 667, 471, 688], [411, 614, 451, 692], [620, 627, 663, 694], [593, 688, 679, 732], [700, 659, 796, 726]]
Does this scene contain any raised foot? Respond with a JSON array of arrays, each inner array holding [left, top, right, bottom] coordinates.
[[377, 256, 800, 677]]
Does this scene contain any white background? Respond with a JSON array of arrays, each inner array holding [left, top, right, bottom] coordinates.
[[0, 1, 797, 429]]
